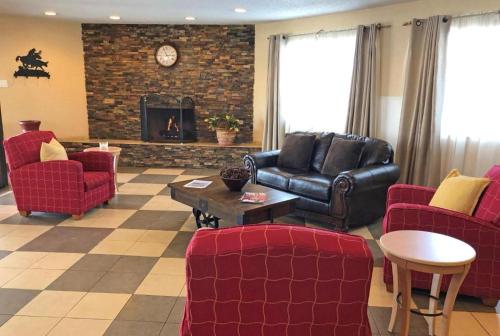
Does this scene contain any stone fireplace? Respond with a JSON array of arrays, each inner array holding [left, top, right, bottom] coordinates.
[[140, 94, 196, 142]]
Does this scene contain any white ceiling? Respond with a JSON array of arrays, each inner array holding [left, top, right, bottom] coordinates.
[[0, 0, 414, 24]]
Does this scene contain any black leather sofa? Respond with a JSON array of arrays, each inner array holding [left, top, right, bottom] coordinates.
[[243, 133, 400, 231]]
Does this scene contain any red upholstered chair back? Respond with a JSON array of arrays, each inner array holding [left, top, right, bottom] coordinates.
[[475, 165, 500, 225], [3, 131, 55, 170], [182, 225, 373, 336]]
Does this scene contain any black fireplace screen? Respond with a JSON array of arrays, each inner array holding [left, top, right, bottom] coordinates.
[[140, 94, 196, 142]]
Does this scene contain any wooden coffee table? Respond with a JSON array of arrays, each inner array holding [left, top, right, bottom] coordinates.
[[168, 176, 300, 228], [379, 230, 476, 336]]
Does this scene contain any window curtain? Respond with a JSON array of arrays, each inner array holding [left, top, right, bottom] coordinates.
[[262, 34, 285, 151], [279, 29, 357, 134], [345, 24, 380, 136], [439, 12, 500, 178], [396, 16, 451, 186]]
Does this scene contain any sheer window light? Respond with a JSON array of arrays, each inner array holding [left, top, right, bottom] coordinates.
[[279, 30, 357, 133]]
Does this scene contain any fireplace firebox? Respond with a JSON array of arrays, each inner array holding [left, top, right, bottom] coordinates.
[[140, 94, 196, 142]]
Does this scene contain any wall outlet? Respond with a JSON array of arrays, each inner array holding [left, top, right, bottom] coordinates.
[[0, 80, 8, 88]]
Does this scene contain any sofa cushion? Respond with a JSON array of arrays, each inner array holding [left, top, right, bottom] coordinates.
[[311, 132, 335, 173], [321, 138, 365, 177], [289, 174, 333, 202], [475, 165, 500, 224], [277, 133, 316, 171], [84, 171, 110, 191], [257, 167, 300, 191]]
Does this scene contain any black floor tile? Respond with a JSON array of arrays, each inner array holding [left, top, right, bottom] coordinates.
[[367, 218, 383, 240], [116, 295, 176, 322], [162, 232, 194, 258], [366, 239, 384, 267], [412, 289, 498, 313], [0, 193, 16, 205], [118, 167, 148, 174], [47, 270, 105, 292], [0, 288, 40, 315], [158, 186, 171, 196], [70, 254, 121, 272], [104, 320, 164, 336], [369, 306, 428, 336], [0, 212, 69, 226], [121, 210, 190, 231], [19, 227, 112, 253], [91, 272, 145, 294], [160, 323, 180, 336], [110, 256, 157, 275], [167, 297, 186, 323], [182, 168, 219, 176], [0, 250, 10, 260], [0, 315, 11, 327], [104, 195, 153, 210], [129, 174, 176, 184]]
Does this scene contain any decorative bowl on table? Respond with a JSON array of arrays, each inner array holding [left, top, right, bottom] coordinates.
[[220, 167, 250, 192]]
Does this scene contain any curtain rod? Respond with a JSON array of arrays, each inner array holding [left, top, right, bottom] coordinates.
[[402, 9, 500, 26], [267, 23, 391, 39]]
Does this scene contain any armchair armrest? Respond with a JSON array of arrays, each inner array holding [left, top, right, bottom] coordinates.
[[10, 160, 85, 195], [383, 203, 498, 236], [244, 150, 280, 183], [387, 184, 436, 207], [68, 151, 114, 173], [333, 164, 400, 195]]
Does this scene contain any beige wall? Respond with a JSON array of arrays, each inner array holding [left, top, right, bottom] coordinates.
[[0, 16, 88, 139], [253, 0, 500, 145]]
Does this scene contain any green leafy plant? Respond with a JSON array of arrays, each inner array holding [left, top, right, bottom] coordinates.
[[204, 113, 242, 132]]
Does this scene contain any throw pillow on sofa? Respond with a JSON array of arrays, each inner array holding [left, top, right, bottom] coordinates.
[[40, 138, 68, 162], [277, 133, 316, 171], [429, 169, 490, 216], [321, 138, 365, 177], [311, 132, 335, 173]]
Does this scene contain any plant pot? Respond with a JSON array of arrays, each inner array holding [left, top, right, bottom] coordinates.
[[19, 120, 41, 133], [216, 129, 236, 146]]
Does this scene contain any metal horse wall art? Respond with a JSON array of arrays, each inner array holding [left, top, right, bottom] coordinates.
[[14, 48, 50, 79]]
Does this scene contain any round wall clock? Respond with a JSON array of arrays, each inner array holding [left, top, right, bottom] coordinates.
[[155, 44, 178, 67]]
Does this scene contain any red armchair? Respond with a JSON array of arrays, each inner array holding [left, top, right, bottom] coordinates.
[[182, 224, 374, 336], [383, 165, 500, 305], [4, 131, 115, 219]]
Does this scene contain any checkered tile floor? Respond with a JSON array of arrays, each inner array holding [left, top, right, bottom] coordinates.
[[0, 167, 497, 336]]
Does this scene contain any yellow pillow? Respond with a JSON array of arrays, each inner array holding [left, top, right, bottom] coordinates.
[[429, 169, 490, 215], [40, 138, 68, 162]]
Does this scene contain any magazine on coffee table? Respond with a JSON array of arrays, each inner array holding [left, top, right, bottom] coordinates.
[[240, 192, 267, 204], [184, 180, 213, 189]]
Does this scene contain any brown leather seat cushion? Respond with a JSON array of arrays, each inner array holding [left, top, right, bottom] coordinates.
[[289, 173, 334, 202], [256, 167, 302, 191]]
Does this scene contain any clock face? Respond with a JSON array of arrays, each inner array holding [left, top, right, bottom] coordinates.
[[155, 44, 178, 67]]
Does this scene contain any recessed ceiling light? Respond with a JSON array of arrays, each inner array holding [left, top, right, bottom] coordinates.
[[185, 16, 196, 21], [109, 15, 121, 20], [234, 8, 247, 13], [44, 11, 57, 16]]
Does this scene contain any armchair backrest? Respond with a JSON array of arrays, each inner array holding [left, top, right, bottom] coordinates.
[[3, 131, 55, 170], [475, 165, 500, 225], [182, 225, 373, 336]]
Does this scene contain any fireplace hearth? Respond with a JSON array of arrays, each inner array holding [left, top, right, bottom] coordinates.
[[140, 94, 196, 143]]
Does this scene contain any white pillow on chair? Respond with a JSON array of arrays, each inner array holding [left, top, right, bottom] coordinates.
[[40, 138, 68, 161]]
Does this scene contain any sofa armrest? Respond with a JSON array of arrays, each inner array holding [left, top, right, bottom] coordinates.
[[68, 151, 114, 173], [387, 184, 436, 208], [333, 164, 400, 196], [243, 150, 280, 183]]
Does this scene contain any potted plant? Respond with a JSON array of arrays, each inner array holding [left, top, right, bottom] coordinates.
[[205, 113, 242, 146]]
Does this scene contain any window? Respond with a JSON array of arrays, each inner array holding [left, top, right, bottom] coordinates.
[[279, 30, 357, 133], [439, 13, 500, 176], [441, 13, 500, 141]]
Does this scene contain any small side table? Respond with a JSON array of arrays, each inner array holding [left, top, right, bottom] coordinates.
[[84, 146, 122, 192], [379, 230, 476, 336]]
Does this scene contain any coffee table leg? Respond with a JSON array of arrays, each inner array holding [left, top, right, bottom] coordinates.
[[398, 266, 412, 336], [388, 262, 399, 332], [440, 265, 470, 336], [192, 209, 202, 229], [428, 273, 442, 335]]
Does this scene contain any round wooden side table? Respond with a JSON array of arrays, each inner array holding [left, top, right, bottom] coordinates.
[[84, 146, 122, 192], [379, 230, 476, 336]]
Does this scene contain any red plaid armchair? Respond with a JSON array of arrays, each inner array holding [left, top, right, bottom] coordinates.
[[4, 131, 115, 219], [182, 224, 374, 336], [383, 165, 500, 305]]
